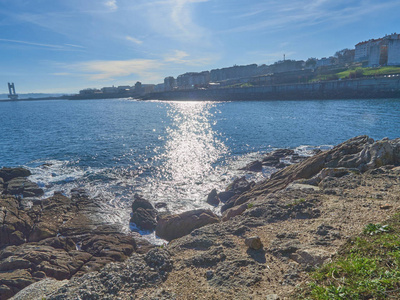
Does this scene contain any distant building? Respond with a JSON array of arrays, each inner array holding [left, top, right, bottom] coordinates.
[[79, 88, 101, 95], [164, 76, 176, 91], [355, 33, 400, 66], [101, 86, 118, 94], [154, 83, 165, 92], [176, 71, 210, 89], [316, 57, 334, 67], [210, 64, 257, 82]]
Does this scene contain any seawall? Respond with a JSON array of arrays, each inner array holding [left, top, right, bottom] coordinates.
[[143, 76, 400, 101]]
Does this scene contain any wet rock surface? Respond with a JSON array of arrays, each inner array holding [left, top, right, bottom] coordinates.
[[0, 183, 153, 299]]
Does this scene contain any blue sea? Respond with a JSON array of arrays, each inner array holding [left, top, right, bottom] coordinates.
[[1, 98, 400, 240]]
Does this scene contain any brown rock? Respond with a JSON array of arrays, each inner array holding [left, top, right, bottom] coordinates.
[[206, 189, 220, 206], [222, 204, 247, 222], [245, 236, 263, 250], [156, 209, 220, 241]]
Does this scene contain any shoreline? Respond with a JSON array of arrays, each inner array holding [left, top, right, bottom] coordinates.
[[2, 135, 400, 299]]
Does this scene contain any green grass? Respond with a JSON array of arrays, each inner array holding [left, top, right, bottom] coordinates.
[[336, 66, 400, 79], [295, 214, 400, 299]]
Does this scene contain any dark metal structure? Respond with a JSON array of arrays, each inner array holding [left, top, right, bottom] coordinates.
[[8, 82, 18, 100]]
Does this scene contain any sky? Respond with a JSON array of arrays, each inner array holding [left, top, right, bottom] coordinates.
[[0, 0, 399, 94]]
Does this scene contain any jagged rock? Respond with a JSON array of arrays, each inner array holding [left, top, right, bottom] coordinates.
[[131, 193, 155, 211], [222, 203, 247, 221], [217, 191, 235, 203], [206, 188, 219, 206], [130, 194, 157, 231], [5, 177, 44, 198], [240, 160, 263, 172], [155, 209, 220, 241], [0, 192, 145, 299], [245, 236, 263, 250], [0, 168, 31, 182], [131, 207, 158, 231]]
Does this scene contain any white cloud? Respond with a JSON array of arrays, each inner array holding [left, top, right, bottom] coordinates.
[[70, 59, 163, 81], [126, 36, 143, 45], [104, 0, 118, 11]]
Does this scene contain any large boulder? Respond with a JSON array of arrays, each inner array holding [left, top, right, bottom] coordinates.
[[156, 209, 220, 241], [206, 189, 219, 206], [130, 194, 157, 231], [0, 168, 31, 182]]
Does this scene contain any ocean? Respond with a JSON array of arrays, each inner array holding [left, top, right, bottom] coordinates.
[[1, 98, 400, 242]]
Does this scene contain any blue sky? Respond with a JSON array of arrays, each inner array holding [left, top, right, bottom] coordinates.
[[0, 0, 399, 93]]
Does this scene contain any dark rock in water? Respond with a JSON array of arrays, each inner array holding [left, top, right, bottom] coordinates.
[[130, 194, 157, 231], [155, 202, 168, 209], [262, 156, 280, 166], [240, 160, 263, 172], [226, 176, 254, 194], [130, 207, 158, 231], [156, 209, 220, 241], [5, 177, 44, 198], [206, 188, 219, 206], [132, 193, 155, 211], [0, 167, 31, 182], [218, 191, 235, 203]]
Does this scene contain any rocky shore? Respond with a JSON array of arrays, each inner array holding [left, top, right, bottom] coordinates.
[[2, 135, 400, 299]]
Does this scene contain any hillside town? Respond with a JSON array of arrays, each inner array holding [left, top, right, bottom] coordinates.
[[78, 33, 400, 98]]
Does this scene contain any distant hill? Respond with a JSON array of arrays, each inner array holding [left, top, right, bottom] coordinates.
[[0, 93, 68, 100]]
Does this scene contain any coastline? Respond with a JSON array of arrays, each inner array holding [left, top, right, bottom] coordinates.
[[2, 135, 400, 299]]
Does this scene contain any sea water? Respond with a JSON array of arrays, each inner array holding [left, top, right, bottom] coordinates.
[[1, 98, 400, 240]]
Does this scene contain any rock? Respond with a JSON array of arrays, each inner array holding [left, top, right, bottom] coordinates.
[[206, 188, 219, 206], [130, 207, 157, 231], [226, 177, 253, 194], [240, 160, 263, 172], [380, 204, 393, 210], [245, 236, 263, 250], [0, 192, 144, 299], [218, 191, 235, 203], [131, 194, 155, 211], [5, 177, 44, 197], [290, 248, 332, 266], [155, 209, 220, 241], [130, 194, 157, 231], [0, 168, 31, 182], [11, 278, 69, 300], [266, 295, 280, 300], [221, 204, 247, 221]]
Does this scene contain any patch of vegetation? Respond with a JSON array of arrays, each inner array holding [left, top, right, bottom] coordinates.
[[247, 203, 254, 209], [336, 66, 400, 79], [287, 198, 306, 207], [295, 213, 400, 299]]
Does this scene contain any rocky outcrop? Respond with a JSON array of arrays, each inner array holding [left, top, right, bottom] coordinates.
[[0, 167, 43, 198], [156, 209, 220, 241], [130, 194, 157, 231], [0, 191, 153, 299], [233, 136, 400, 208]]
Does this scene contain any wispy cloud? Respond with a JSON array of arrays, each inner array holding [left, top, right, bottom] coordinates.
[[126, 36, 143, 45], [60, 50, 218, 82], [0, 38, 63, 49], [70, 59, 163, 81], [104, 0, 118, 11], [223, 0, 400, 34]]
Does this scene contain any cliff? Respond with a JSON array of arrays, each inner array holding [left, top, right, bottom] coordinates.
[[4, 136, 400, 299]]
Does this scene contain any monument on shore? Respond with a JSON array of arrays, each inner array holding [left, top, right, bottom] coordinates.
[[7, 82, 18, 100]]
